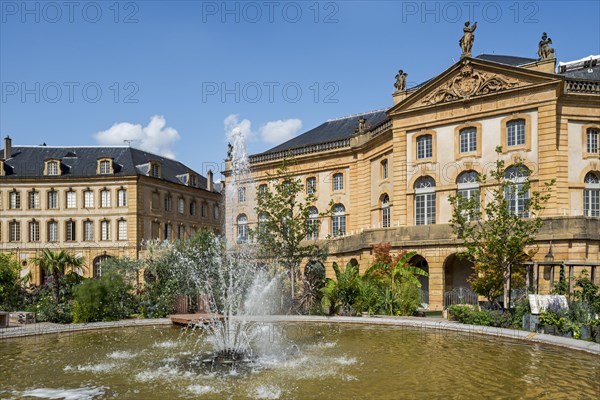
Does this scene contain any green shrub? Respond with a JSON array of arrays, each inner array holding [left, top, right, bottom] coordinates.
[[0, 253, 24, 310], [35, 293, 73, 323], [72, 269, 136, 323], [448, 305, 493, 326], [393, 281, 423, 316]]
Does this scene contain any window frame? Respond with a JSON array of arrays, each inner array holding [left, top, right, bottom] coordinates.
[[500, 114, 532, 153], [332, 173, 344, 192], [584, 171, 600, 217], [583, 125, 600, 158], [414, 176, 436, 226]]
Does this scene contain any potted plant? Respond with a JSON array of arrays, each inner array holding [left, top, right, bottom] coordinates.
[[538, 310, 560, 335]]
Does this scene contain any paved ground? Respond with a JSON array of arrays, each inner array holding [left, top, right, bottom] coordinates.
[[1, 315, 598, 355]]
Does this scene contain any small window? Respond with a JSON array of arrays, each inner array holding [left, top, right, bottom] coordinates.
[[28, 191, 39, 209], [258, 184, 268, 195], [381, 159, 389, 180], [507, 119, 526, 147], [213, 204, 219, 220], [201, 202, 208, 217], [66, 191, 76, 208], [117, 189, 127, 207], [9, 191, 20, 209], [333, 173, 343, 191], [237, 214, 248, 242], [47, 221, 58, 242], [190, 201, 197, 216], [100, 189, 111, 208], [459, 128, 477, 153], [165, 223, 172, 240], [101, 220, 110, 241], [178, 198, 185, 214], [238, 187, 246, 202], [118, 220, 127, 240], [47, 191, 58, 209], [164, 194, 172, 211], [83, 221, 94, 241], [178, 225, 185, 240], [306, 177, 317, 195], [99, 160, 111, 174], [150, 163, 160, 178], [189, 174, 197, 187], [9, 221, 20, 242], [416, 135, 432, 159], [65, 220, 76, 241], [84, 190, 94, 208], [47, 161, 59, 176], [587, 128, 599, 154], [28, 220, 40, 242]]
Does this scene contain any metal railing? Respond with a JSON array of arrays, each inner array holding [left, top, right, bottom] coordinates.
[[444, 286, 478, 307]]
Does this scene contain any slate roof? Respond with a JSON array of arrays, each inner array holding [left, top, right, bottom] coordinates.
[[475, 54, 538, 66], [559, 65, 600, 81], [0, 145, 217, 192], [259, 109, 389, 154]]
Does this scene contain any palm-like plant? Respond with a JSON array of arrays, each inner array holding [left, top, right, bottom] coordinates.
[[31, 249, 84, 302], [365, 251, 428, 290]]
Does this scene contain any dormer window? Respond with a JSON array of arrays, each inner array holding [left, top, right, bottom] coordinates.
[[97, 159, 113, 175], [189, 174, 197, 187], [45, 159, 60, 176], [149, 161, 161, 178]]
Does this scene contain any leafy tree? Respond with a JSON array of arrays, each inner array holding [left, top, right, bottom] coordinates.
[[449, 146, 554, 309], [30, 249, 84, 303], [0, 253, 23, 310], [253, 157, 332, 300]]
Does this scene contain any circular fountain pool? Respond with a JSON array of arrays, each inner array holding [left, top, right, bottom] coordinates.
[[1, 322, 598, 399]]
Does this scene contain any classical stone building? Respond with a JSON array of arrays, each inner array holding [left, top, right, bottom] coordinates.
[[226, 44, 600, 310], [0, 137, 221, 284]]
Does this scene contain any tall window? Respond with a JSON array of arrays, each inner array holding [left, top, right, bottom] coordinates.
[[117, 189, 127, 207], [306, 207, 319, 239], [164, 194, 172, 211], [507, 119, 526, 147], [459, 127, 477, 153], [381, 194, 390, 228], [47, 221, 58, 242], [84, 190, 94, 208], [66, 190, 76, 208], [306, 177, 317, 195], [101, 220, 110, 241], [99, 160, 111, 174], [47, 161, 59, 176], [178, 198, 185, 214], [178, 225, 185, 240], [9, 221, 20, 241], [28, 221, 39, 242], [414, 176, 436, 225], [150, 163, 160, 178], [416, 135, 432, 159], [258, 184, 268, 195], [381, 159, 389, 180], [100, 189, 111, 208], [236, 214, 248, 242], [65, 220, 76, 241], [587, 128, 599, 154], [331, 203, 346, 237], [28, 191, 40, 209], [238, 187, 246, 202], [258, 213, 268, 236], [118, 219, 127, 240], [201, 202, 208, 217], [584, 172, 600, 217], [47, 190, 58, 209], [165, 223, 172, 240], [333, 173, 343, 191], [456, 171, 480, 220], [504, 165, 530, 217], [213, 204, 219, 220], [9, 191, 20, 209], [190, 201, 197, 216], [83, 221, 94, 241]]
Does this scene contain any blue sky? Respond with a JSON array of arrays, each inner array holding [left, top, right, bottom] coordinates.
[[1, 0, 599, 179]]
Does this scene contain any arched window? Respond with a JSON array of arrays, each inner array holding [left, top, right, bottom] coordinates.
[[93, 255, 112, 278], [381, 194, 390, 228], [584, 172, 600, 217], [506, 119, 526, 147], [457, 171, 480, 220], [414, 176, 436, 225], [306, 206, 319, 240], [332, 204, 346, 236], [237, 214, 248, 242], [381, 159, 389, 180], [504, 165, 530, 217]]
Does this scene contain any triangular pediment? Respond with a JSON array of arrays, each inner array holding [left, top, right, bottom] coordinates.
[[389, 57, 562, 114]]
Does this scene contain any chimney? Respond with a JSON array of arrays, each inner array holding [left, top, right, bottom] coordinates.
[[4, 136, 12, 160], [207, 169, 214, 192]]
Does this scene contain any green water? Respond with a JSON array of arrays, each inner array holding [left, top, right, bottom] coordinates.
[[0, 324, 598, 399]]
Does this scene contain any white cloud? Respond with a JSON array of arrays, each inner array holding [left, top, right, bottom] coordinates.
[[224, 114, 253, 142], [259, 119, 303, 144], [94, 115, 180, 159]]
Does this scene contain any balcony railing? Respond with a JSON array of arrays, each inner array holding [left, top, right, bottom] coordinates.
[[565, 79, 600, 94], [249, 138, 351, 164]]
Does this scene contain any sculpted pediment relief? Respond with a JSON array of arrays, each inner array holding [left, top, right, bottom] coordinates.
[[421, 59, 521, 105]]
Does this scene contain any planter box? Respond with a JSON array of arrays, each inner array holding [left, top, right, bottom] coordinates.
[[0, 311, 9, 328], [543, 325, 558, 335], [522, 314, 539, 332], [580, 326, 592, 341]]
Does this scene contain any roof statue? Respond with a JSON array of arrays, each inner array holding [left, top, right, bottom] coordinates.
[[538, 32, 555, 60], [394, 69, 407, 93], [459, 21, 477, 58], [354, 117, 369, 134]]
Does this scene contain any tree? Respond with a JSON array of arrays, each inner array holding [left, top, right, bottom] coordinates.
[[365, 243, 427, 290], [31, 249, 84, 303], [253, 157, 332, 301], [449, 146, 554, 309], [0, 253, 23, 310]]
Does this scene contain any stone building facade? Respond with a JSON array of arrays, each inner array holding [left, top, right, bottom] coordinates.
[[226, 50, 600, 310], [0, 138, 221, 284]]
